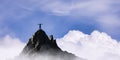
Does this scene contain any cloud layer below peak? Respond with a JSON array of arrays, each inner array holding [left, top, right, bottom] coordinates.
[[0, 35, 25, 60], [57, 30, 120, 60], [0, 30, 120, 60]]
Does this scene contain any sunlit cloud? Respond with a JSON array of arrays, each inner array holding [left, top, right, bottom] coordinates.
[[57, 30, 120, 60]]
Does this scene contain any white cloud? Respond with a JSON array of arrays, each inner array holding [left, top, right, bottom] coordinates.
[[57, 30, 120, 60], [34, 0, 118, 16], [0, 35, 25, 60]]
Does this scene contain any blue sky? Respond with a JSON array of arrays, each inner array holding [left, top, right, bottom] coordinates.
[[0, 0, 120, 42]]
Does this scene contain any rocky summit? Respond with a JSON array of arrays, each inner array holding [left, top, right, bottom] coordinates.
[[20, 28, 83, 60]]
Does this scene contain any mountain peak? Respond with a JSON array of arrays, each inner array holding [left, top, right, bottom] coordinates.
[[21, 28, 83, 60], [22, 28, 62, 54], [34, 29, 50, 44]]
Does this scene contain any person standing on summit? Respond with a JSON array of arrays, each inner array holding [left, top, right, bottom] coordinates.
[[38, 24, 42, 29]]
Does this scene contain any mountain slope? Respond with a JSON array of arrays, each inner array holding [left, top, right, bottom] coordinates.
[[20, 29, 85, 60]]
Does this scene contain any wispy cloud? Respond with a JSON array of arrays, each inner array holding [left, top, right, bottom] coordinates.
[[32, 0, 120, 39], [33, 0, 119, 16], [0, 0, 120, 40]]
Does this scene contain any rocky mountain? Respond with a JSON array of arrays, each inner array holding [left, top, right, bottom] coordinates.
[[20, 29, 84, 60]]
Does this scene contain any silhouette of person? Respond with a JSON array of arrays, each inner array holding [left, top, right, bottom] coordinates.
[[38, 24, 42, 29]]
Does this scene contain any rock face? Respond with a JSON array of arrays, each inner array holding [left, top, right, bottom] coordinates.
[[21, 29, 82, 60]]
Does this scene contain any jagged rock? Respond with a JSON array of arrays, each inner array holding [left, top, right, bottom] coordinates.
[[20, 29, 84, 60]]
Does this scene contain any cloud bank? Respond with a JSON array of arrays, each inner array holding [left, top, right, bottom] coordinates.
[[0, 30, 120, 60], [57, 30, 120, 60], [0, 35, 25, 60]]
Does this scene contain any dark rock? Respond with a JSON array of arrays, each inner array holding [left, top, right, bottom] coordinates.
[[21, 29, 83, 60]]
